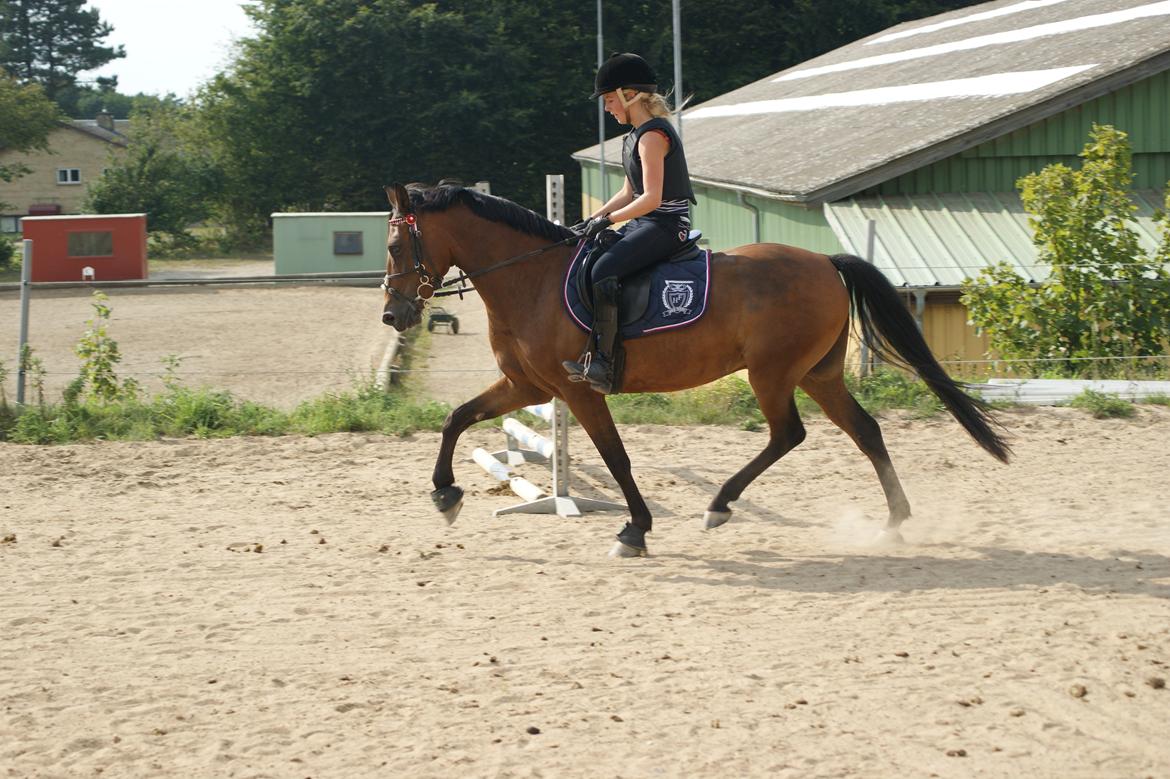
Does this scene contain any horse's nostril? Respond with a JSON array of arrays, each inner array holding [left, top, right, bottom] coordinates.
[[382, 311, 395, 326]]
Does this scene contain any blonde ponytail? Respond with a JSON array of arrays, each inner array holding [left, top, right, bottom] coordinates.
[[619, 88, 681, 118]]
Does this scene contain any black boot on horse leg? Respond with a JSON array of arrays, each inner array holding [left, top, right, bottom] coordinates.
[[563, 277, 620, 394]]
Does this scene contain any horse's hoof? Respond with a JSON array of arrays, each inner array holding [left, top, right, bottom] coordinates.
[[431, 486, 464, 526], [703, 509, 732, 530], [872, 527, 905, 547], [609, 523, 648, 557], [608, 541, 648, 558]]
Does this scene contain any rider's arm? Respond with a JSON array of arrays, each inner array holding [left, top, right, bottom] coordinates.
[[590, 178, 634, 219], [607, 131, 667, 223]]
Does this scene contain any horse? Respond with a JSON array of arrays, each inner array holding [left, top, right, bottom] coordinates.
[[379, 182, 1010, 557]]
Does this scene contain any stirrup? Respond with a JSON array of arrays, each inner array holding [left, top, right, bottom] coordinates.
[[563, 351, 592, 382]]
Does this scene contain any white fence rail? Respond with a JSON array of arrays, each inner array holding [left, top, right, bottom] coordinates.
[[975, 378, 1170, 405]]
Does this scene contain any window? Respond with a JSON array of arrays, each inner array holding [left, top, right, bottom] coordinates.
[[67, 231, 114, 257], [333, 231, 363, 255], [0, 216, 19, 234], [56, 168, 81, 185]]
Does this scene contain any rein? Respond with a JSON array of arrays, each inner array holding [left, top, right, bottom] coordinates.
[[381, 211, 579, 301]]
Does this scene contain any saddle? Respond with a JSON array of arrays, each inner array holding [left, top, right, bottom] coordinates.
[[572, 230, 705, 325]]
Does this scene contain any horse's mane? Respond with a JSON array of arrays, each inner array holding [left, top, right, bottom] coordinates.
[[406, 182, 574, 243]]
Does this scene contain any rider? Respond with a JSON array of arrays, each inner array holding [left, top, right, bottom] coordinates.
[[563, 52, 697, 394]]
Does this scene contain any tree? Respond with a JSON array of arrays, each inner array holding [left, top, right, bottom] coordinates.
[[961, 125, 1170, 378], [86, 103, 220, 244], [190, 0, 986, 237], [0, 71, 60, 207], [0, 0, 124, 103]]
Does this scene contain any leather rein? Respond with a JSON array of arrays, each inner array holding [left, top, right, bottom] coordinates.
[[381, 211, 579, 302]]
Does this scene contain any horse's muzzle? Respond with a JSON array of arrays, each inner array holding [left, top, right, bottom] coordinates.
[[381, 298, 421, 331]]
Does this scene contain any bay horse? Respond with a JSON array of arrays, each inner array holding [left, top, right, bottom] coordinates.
[[380, 182, 1010, 557]]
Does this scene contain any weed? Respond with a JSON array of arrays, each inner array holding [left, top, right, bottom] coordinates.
[[1068, 389, 1135, 419], [74, 291, 137, 403]]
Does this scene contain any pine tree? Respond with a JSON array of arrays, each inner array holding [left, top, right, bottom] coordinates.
[[0, 0, 124, 102]]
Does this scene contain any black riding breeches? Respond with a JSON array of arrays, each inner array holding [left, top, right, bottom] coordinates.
[[589, 216, 689, 286]]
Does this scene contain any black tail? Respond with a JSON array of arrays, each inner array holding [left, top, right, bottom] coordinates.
[[830, 254, 1011, 463]]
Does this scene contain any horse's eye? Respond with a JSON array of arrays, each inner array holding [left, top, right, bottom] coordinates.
[[389, 244, 401, 258]]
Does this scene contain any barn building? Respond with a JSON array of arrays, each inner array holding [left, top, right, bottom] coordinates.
[[573, 0, 1170, 373]]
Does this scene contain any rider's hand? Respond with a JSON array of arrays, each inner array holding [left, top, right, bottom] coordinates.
[[583, 215, 613, 239]]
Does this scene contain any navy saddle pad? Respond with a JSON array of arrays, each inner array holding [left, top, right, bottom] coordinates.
[[562, 236, 712, 339]]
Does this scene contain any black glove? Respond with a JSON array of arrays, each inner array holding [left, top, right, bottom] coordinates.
[[583, 215, 613, 239], [569, 220, 588, 234]]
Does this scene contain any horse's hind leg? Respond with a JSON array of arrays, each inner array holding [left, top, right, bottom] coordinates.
[[800, 373, 911, 540], [705, 381, 806, 529], [431, 376, 551, 524]]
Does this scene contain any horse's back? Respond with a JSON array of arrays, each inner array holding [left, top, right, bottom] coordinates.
[[713, 242, 849, 319]]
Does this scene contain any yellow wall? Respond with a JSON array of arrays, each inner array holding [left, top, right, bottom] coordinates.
[[846, 296, 992, 378], [0, 125, 125, 216], [923, 299, 991, 378]]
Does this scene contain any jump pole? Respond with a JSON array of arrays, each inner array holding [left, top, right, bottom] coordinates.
[[16, 240, 31, 405]]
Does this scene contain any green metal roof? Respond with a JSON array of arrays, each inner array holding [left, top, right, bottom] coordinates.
[[823, 190, 1166, 287]]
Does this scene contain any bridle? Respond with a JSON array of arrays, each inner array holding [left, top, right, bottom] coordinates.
[[381, 210, 580, 304], [381, 212, 442, 302]]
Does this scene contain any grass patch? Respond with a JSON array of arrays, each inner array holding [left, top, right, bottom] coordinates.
[[608, 376, 767, 430], [605, 369, 946, 430], [0, 379, 450, 444], [848, 369, 945, 417], [1067, 389, 1136, 419]]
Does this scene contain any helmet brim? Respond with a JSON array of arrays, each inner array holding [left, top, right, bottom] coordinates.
[[590, 83, 657, 100]]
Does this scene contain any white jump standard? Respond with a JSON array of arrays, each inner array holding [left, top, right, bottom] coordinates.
[[474, 401, 625, 518]]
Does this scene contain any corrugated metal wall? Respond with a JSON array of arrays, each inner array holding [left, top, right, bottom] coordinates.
[[871, 69, 1170, 195], [580, 163, 842, 254]]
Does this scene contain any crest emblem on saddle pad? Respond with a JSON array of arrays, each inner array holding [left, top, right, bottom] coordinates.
[[662, 279, 695, 316]]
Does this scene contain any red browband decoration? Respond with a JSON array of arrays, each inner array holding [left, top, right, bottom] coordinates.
[[389, 213, 416, 227]]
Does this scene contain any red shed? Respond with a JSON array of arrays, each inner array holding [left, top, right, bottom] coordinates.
[[21, 214, 148, 282]]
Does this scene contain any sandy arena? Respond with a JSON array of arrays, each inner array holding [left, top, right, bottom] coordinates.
[[2, 278, 1169, 777]]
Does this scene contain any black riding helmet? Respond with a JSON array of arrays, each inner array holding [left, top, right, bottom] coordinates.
[[591, 52, 657, 99]]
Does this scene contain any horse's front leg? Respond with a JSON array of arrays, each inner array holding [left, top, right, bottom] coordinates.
[[563, 390, 653, 558], [431, 376, 551, 524]]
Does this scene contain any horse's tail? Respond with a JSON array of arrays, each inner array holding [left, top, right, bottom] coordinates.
[[829, 253, 1011, 463]]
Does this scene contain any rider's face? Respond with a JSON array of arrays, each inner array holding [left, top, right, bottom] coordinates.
[[602, 91, 629, 124]]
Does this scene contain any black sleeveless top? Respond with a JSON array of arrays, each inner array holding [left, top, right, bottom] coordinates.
[[622, 117, 697, 214]]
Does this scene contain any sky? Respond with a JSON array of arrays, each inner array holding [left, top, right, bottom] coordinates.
[[85, 0, 258, 96]]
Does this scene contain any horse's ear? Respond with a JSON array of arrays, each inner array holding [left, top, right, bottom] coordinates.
[[384, 182, 411, 215]]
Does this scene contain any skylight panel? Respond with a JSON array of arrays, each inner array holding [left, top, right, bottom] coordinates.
[[776, 0, 1170, 82], [867, 0, 1075, 46], [689, 65, 1096, 118]]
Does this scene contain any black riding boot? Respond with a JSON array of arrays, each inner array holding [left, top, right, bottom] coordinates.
[[563, 278, 620, 394]]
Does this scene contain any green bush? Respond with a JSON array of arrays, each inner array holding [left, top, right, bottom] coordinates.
[[961, 125, 1170, 378], [1068, 389, 1135, 419], [0, 238, 15, 271]]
